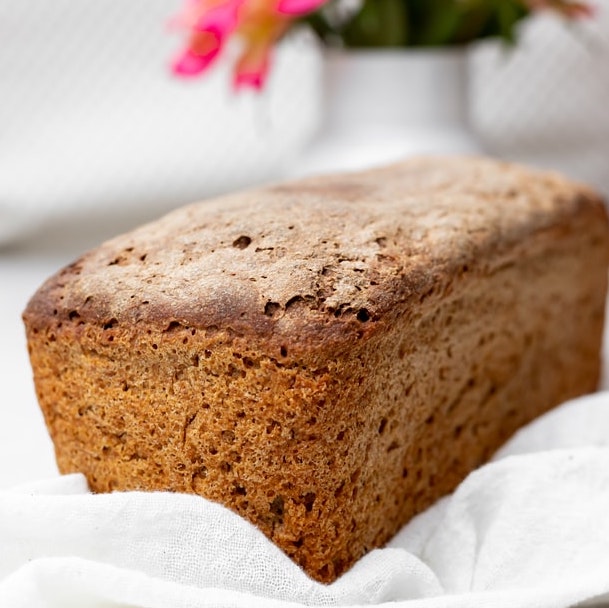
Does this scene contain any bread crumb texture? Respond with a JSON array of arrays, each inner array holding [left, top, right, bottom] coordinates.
[[23, 157, 609, 582]]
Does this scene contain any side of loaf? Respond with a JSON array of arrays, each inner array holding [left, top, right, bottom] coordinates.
[[23, 158, 609, 583]]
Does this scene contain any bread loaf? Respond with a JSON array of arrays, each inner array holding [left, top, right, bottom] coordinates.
[[23, 157, 609, 582]]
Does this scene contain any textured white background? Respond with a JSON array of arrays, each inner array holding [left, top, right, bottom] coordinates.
[[470, 4, 609, 197], [1, 1, 608, 246], [0, 0, 323, 244]]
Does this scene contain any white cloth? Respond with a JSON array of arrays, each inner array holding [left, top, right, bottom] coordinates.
[[1, 392, 609, 608]]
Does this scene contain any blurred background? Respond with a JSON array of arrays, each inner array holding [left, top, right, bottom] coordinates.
[[1, 0, 608, 250], [1, 0, 608, 486]]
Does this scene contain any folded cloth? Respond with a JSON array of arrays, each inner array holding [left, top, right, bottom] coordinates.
[[2, 392, 609, 608]]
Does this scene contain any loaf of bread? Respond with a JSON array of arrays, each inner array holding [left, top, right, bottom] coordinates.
[[24, 157, 609, 582]]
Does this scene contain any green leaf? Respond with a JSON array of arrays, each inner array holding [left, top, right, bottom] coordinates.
[[303, 0, 533, 48], [341, 0, 410, 47]]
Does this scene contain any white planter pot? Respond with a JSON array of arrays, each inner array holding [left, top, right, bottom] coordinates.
[[294, 48, 480, 177]]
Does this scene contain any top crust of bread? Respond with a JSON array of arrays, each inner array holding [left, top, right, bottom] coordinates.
[[24, 157, 608, 362]]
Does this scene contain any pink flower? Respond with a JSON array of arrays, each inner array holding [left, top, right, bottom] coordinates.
[[172, 0, 244, 77], [171, 0, 328, 90], [233, 41, 271, 90], [275, 0, 327, 15]]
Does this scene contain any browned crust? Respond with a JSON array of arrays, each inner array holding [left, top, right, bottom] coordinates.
[[23, 157, 607, 362]]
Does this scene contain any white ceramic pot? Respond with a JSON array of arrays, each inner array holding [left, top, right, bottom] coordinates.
[[294, 48, 481, 177]]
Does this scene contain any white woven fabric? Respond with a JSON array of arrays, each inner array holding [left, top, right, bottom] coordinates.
[[2, 391, 609, 608]]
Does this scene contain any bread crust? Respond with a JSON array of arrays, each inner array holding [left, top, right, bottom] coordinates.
[[23, 157, 609, 582]]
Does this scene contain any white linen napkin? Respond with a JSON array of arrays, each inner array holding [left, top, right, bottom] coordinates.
[[2, 391, 609, 608]]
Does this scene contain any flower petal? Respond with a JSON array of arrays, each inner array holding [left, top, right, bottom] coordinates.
[[172, 46, 221, 76], [171, 1, 245, 79], [194, 0, 244, 32], [233, 45, 271, 91], [234, 68, 267, 90], [275, 0, 327, 16]]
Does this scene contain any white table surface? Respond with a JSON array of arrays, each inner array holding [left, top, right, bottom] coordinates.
[[2, 234, 609, 490]]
